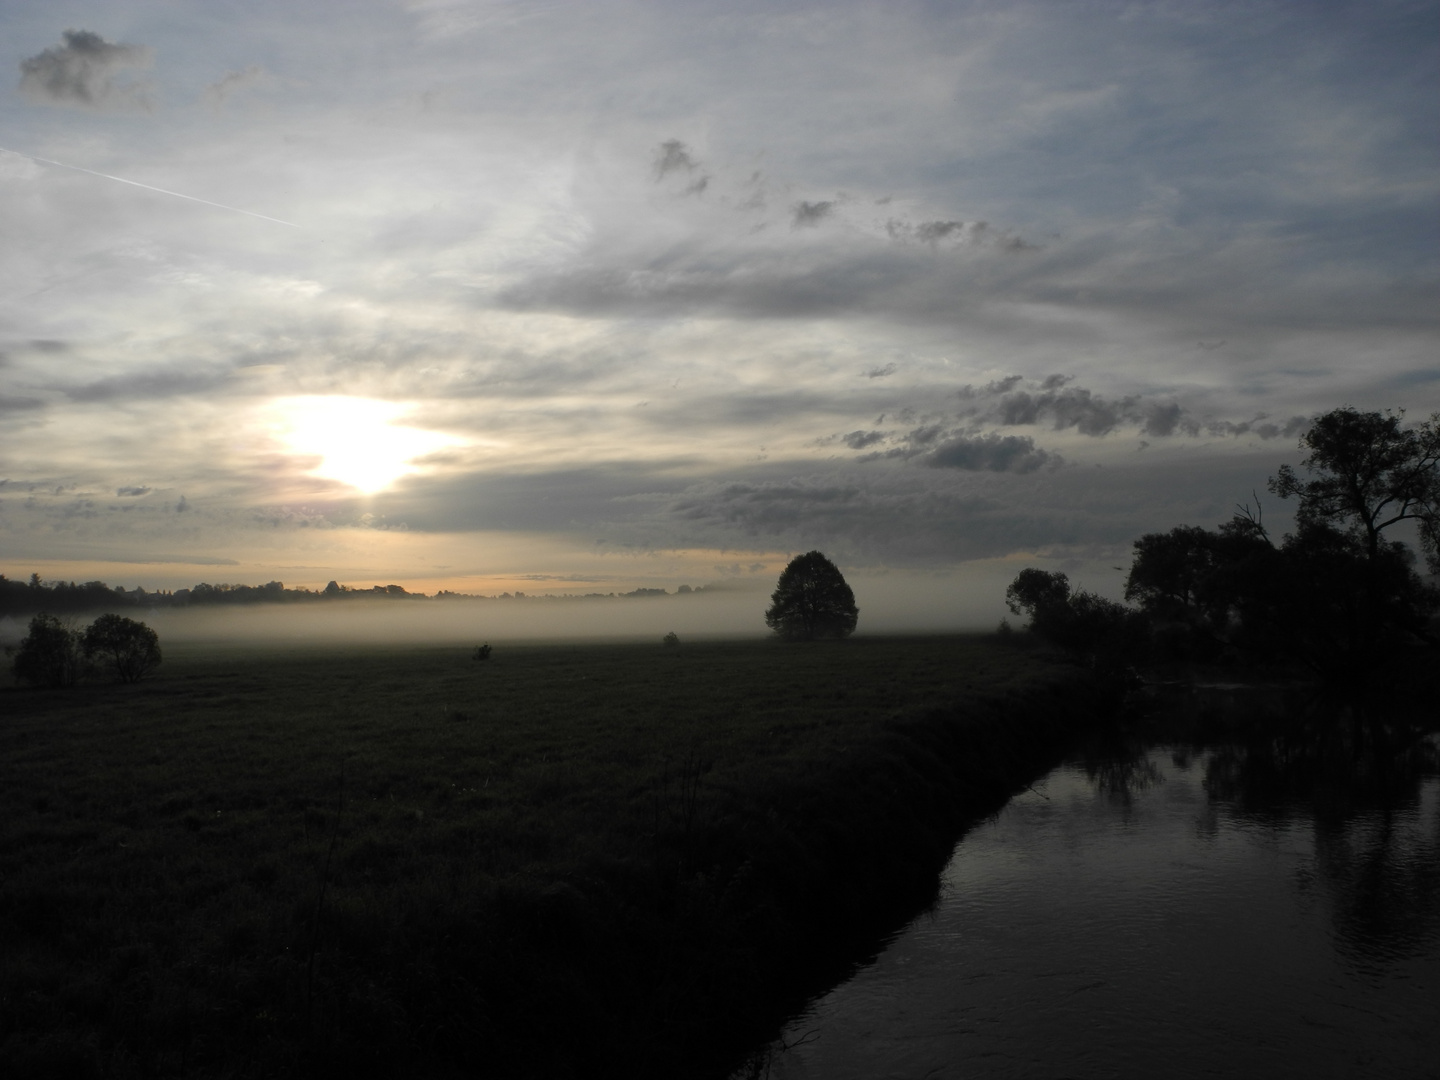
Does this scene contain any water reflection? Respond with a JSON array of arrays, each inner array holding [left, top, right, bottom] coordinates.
[[738, 702, 1440, 1080]]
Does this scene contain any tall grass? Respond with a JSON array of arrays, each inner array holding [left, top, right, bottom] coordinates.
[[0, 636, 1104, 1078]]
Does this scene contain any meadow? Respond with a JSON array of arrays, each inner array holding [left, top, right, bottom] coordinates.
[[1, 635, 1102, 1079]]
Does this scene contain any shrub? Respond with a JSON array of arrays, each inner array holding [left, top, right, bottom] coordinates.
[[82, 613, 162, 684], [662, 632, 680, 647], [12, 613, 84, 688]]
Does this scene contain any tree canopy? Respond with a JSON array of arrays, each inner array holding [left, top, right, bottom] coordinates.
[[765, 551, 858, 640], [11, 614, 83, 688], [1269, 407, 1440, 573], [83, 613, 162, 684]]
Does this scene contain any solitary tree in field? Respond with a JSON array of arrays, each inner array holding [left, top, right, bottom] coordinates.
[[82, 613, 162, 684], [765, 551, 858, 640]]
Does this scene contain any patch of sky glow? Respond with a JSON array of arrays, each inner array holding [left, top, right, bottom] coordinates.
[[268, 396, 461, 494]]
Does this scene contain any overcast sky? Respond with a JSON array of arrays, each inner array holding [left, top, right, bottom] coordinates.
[[1, 1, 1436, 625]]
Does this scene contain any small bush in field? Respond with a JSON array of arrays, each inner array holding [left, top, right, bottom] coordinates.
[[12, 613, 84, 688], [662, 632, 680, 647], [82, 614, 162, 684]]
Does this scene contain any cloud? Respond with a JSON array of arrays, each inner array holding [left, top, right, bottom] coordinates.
[[791, 201, 834, 228], [0, 396, 44, 416], [842, 430, 886, 450], [996, 387, 1132, 436], [925, 433, 1058, 474], [19, 30, 153, 111], [116, 486, 152, 497], [956, 375, 1023, 399], [886, 218, 1037, 252], [1207, 415, 1309, 440], [203, 65, 277, 108], [864, 362, 897, 379], [654, 471, 1080, 564], [64, 368, 233, 404], [654, 139, 699, 179]]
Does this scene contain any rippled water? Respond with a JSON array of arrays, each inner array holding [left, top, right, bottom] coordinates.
[[745, 736, 1440, 1079]]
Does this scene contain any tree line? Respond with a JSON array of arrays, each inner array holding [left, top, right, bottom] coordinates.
[[1003, 407, 1439, 701], [0, 576, 719, 617]]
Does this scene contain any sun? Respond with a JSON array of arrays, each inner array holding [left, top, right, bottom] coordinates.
[[270, 396, 457, 494]]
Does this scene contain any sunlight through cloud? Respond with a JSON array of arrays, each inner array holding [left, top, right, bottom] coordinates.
[[269, 396, 459, 494]]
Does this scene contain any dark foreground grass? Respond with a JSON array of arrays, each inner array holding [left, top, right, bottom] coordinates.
[[1, 635, 1106, 1079]]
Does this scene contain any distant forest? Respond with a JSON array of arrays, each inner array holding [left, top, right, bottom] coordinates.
[[0, 573, 711, 618]]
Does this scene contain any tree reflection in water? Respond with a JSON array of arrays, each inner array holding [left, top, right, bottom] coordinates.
[[1199, 707, 1440, 970], [1115, 684, 1440, 970]]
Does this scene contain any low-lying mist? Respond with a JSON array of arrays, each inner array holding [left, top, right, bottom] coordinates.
[[0, 573, 1000, 649]]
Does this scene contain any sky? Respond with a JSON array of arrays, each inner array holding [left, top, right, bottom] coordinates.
[[1, 0, 1436, 629]]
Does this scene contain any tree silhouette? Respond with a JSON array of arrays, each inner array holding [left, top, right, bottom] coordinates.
[[83, 613, 162, 684], [1004, 568, 1145, 668], [1269, 407, 1440, 572], [12, 613, 83, 688], [765, 551, 858, 640]]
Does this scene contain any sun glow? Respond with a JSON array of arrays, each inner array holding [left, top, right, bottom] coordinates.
[[270, 396, 459, 494]]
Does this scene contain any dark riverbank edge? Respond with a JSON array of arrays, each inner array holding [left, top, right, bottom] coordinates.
[[425, 662, 1114, 1080]]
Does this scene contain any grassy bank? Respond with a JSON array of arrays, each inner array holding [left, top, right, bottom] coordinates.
[[1, 635, 1106, 1078]]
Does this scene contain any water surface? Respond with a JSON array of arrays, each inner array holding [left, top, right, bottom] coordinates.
[[747, 734, 1440, 1079]]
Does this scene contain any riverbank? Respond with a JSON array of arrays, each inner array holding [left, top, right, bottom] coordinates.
[[0, 636, 1109, 1078]]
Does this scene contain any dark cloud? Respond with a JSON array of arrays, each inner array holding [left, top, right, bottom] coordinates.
[[116, 486, 151, 497], [65, 368, 232, 403], [1141, 402, 1186, 437], [791, 201, 834, 228], [915, 220, 966, 244], [653, 139, 698, 179], [19, 30, 153, 110], [0, 396, 44, 415], [865, 362, 897, 379], [956, 375, 1024, 400], [925, 433, 1058, 474], [656, 471, 1084, 564], [887, 218, 1037, 252], [842, 430, 887, 450], [997, 387, 1131, 436], [1207, 415, 1309, 440]]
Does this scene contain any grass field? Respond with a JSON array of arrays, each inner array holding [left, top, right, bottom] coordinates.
[[0, 634, 1100, 1079]]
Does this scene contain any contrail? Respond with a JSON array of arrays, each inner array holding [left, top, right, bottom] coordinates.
[[0, 145, 301, 228]]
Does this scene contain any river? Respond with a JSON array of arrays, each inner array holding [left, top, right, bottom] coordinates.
[[737, 712, 1440, 1079]]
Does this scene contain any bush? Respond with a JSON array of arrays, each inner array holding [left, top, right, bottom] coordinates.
[[12, 614, 84, 688], [82, 613, 162, 684], [662, 632, 680, 647]]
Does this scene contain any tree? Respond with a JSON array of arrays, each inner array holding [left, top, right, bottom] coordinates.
[[1004, 568, 1074, 641], [82, 613, 162, 684], [1269, 407, 1440, 573], [1123, 525, 1218, 620], [1005, 568, 1145, 668], [765, 551, 858, 640], [12, 613, 83, 688]]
